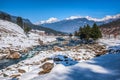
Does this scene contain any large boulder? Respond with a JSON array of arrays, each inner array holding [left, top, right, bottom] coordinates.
[[38, 62, 54, 75], [7, 52, 21, 59]]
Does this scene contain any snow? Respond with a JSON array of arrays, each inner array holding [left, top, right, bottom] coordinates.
[[0, 47, 96, 80], [28, 32, 57, 44], [98, 38, 120, 47], [0, 19, 25, 35], [0, 19, 57, 50], [35, 17, 59, 25], [66, 16, 82, 20], [67, 14, 120, 21], [30, 38, 120, 80], [32, 53, 120, 80], [0, 21, 120, 80], [36, 14, 120, 24]]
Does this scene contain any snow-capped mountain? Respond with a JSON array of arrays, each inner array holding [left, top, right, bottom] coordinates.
[[35, 17, 59, 25], [36, 14, 120, 33], [38, 18, 103, 33], [84, 14, 120, 22]]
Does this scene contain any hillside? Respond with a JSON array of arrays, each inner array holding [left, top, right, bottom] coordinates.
[[100, 19, 120, 38], [0, 11, 66, 35], [0, 19, 25, 36], [0, 19, 33, 49]]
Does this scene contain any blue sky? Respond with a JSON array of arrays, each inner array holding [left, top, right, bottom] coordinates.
[[0, 0, 120, 23]]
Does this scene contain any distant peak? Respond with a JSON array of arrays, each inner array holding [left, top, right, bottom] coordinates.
[[65, 16, 82, 20], [35, 17, 59, 25], [35, 14, 120, 25], [65, 14, 120, 21], [85, 14, 120, 21]]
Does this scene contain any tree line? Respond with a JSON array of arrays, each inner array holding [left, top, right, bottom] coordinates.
[[16, 17, 31, 33], [70, 23, 102, 40]]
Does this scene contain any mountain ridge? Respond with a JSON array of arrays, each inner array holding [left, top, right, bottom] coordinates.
[[35, 14, 120, 25], [36, 14, 120, 33]]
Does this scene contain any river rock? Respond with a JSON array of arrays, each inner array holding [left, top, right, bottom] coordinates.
[[7, 52, 21, 59], [38, 62, 54, 75], [53, 46, 63, 51], [10, 74, 21, 78], [41, 57, 52, 63], [18, 69, 26, 73]]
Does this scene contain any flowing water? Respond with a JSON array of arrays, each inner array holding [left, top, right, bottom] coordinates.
[[0, 37, 84, 70]]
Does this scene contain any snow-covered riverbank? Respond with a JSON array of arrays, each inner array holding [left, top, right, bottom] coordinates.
[[0, 38, 117, 80], [0, 20, 120, 80], [31, 38, 120, 80]]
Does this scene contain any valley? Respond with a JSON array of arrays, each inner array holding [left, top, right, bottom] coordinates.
[[0, 10, 120, 80]]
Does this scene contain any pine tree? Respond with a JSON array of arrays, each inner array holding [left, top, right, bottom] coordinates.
[[24, 23, 31, 33], [84, 24, 91, 40], [78, 23, 102, 41], [16, 17, 23, 28], [91, 23, 102, 40], [79, 27, 86, 39]]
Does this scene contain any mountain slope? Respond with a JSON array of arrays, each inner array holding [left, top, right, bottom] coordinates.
[[100, 19, 120, 37], [32, 25, 67, 35], [38, 14, 120, 33], [0, 19, 43, 50], [40, 18, 103, 33], [0, 11, 66, 35], [0, 19, 25, 36]]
